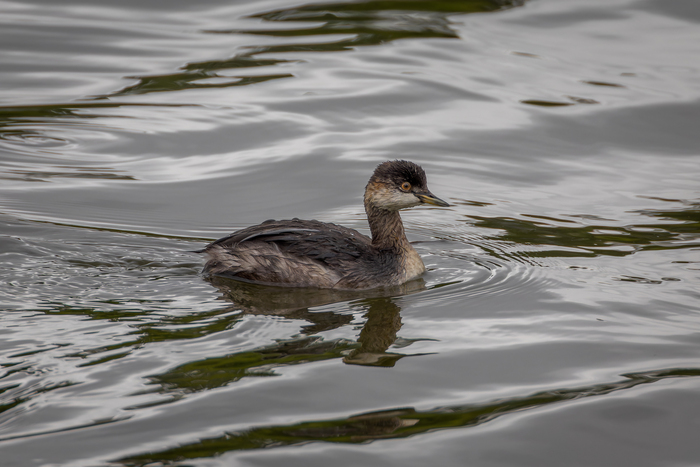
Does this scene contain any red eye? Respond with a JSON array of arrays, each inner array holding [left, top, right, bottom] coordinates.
[[401, 182, 411, 191]]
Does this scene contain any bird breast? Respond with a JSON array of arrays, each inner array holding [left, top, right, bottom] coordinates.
[[400, 244, 426, 282]]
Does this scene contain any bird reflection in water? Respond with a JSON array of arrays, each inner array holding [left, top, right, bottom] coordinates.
[[208, 276, 427, 366], [343, 298, 404, 367]]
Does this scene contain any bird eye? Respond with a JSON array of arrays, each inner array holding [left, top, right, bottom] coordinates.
[[400, 182, 411, 191]]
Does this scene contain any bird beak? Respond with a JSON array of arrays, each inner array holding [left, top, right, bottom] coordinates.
[[415, 192, 450, 207]]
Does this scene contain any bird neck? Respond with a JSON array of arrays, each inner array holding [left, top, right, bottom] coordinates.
[[365, 202, 410, 251]]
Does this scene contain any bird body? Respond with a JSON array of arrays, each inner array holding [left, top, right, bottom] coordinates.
[[201, 161, 448, 289]]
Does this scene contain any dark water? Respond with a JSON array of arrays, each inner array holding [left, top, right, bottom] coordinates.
[[1, 0, 699, 465]]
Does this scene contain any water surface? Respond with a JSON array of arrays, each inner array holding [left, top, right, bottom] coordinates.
[[1, 0, 699, 466]]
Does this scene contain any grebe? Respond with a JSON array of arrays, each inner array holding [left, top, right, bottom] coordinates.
[[201, 160, 449, 289]]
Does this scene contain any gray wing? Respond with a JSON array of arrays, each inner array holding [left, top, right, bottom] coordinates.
[[201, 219, 376, 286], [206, 218, 373, 263]]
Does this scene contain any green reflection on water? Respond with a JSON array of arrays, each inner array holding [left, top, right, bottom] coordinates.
[[145, 336, 358, 395], [139, 296, 410, 402], [59, 307, 246, 361], [39, 285, 413, 403], [115, 368, 700, 465], [0, 381, 76, 417], [111, 71, 294, 97], [109, 0, 522, 97], [1, 305, 245, 417], [253, 0, 523, 18], [521, 99, 574, 107], [465, 200, 700, 259], [0, 0, 525, 168], [0, 384, 23, 415], [0, 102, 194, 124], [242, 0, 524, 50], [0, 102, 196, 183]]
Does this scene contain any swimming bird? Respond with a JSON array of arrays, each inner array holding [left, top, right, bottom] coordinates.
[[201, 160, 449, 289]]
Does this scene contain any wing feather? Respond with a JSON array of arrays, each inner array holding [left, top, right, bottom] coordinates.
[[202, 219, 376, 286]]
